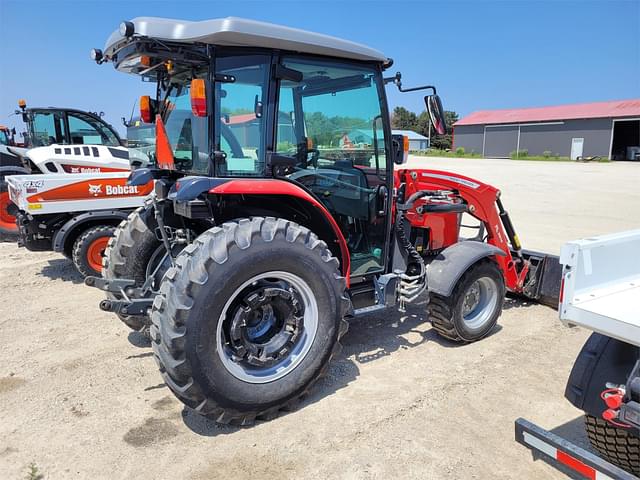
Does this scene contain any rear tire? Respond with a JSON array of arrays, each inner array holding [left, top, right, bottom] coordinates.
[[72, 225, 115, 278], [428, 259, 504, 342], [103, 202, 161, 333], [585, 414, 639, 475], [151, 217, 350, 425]]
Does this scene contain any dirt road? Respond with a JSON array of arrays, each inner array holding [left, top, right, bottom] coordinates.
[[1, 158, 638, 479]]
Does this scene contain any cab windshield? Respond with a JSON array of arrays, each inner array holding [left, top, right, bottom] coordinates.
[[0, 129, 9, 146]]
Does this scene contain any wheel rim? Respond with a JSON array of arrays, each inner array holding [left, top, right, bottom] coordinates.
[[461, 277, 499, 330], [0, 191, 17, 232], [216, 271, 318, 384], [86, 236, 110, 273]]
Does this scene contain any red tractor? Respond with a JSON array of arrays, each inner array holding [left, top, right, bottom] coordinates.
[[88, 17, 559, 424]]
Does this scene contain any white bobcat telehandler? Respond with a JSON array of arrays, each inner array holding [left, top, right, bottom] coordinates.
[[0, 101, 148, 235]]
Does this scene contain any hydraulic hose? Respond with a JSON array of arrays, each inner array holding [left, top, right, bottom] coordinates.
[[395, 186, 427, 309]]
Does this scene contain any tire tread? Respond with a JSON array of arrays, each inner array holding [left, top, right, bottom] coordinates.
[[151, 217, 350, 425]]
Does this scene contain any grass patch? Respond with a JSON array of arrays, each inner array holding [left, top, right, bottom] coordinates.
[[416, 148, 483, 158], [25, 463, 44, 480], [412, 148, 611, 162], [510, 155, 572, 162]]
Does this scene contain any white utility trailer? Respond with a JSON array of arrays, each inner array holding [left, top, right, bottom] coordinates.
[[516, 229, 640, 479], [559, 230, 640, 347]]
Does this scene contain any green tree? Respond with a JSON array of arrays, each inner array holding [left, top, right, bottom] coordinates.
[[416, 111, 431, 137], [429, 110, 459, 150], [392, 106, 459, 150], [391, 107, 418, 130]]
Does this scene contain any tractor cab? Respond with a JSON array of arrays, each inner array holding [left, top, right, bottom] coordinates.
[[96, 17, 446, 280]]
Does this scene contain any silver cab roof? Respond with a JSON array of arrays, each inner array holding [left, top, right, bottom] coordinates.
[[105, 16, 387, 63]]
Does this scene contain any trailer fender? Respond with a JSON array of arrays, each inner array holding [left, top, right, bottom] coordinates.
[[426, 241, 506, 297], [52, 210, 130, 254], [565, 333, 639, 418]]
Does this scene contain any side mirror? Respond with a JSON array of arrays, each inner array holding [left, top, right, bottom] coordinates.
[[425, 94, 447, 135]]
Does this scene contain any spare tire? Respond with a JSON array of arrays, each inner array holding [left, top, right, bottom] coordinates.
[[585, 414, 639, 475]]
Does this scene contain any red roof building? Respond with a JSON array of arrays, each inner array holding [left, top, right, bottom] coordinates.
[[453, 99, 640, 160]]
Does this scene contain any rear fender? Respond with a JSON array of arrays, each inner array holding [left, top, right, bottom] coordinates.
[[426, 241, 506, 296], [565, 333, 639, 418], [53, 210, 129, 254], [207, 179, 351, 278]]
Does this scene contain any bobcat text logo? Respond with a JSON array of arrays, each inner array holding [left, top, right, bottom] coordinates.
[[106, 185, 139, 195], [88, 184, 102, 196]]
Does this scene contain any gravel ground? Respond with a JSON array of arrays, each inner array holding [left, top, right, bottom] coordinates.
[[0, 157, 638, 479]]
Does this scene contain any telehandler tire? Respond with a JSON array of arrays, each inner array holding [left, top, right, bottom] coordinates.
[[0, 179, 18, 236], [428, 258, 504, 342], [72, 225, 116, 278], [585, 414, 640, 475], [151, 217, 350, 425], [103, 202, 161, 333]]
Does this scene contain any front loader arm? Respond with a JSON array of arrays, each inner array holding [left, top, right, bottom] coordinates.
[[397, 168, 529, 293]]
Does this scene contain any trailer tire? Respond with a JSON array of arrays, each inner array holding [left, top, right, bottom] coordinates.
[[151, 217, 350, 425], [72, 225, 116, 278], [103, 202, 161, 333], [428, 258, 504, 342], [585, 415, 640, 475]]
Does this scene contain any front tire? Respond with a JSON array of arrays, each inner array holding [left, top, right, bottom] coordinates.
[[585, 415, 640, 475], [151, 217, 349, 425], [103, 202, 161, 332], [428, 259, 505, 342]]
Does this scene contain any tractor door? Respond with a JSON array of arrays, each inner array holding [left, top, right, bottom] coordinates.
[[275, 57, 390, 277]]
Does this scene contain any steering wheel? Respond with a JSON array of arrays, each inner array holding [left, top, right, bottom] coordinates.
[[219, 121, 244, 158]]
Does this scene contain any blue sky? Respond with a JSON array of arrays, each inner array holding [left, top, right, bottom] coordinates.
[[1, 0, 638, 136]]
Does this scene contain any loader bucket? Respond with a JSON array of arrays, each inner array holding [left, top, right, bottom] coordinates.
[[516, 249, 562, 308]]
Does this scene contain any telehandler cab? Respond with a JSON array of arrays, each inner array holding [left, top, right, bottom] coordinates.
[[88, 17, 560, 424]]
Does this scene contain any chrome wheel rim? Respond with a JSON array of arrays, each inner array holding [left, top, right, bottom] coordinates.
[[216, 271, 318, 384], [461, 277, 499, 330]]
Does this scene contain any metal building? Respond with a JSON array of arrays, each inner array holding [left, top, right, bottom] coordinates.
[[392, 129, 430, 151], [453, 99, 640, 160]]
